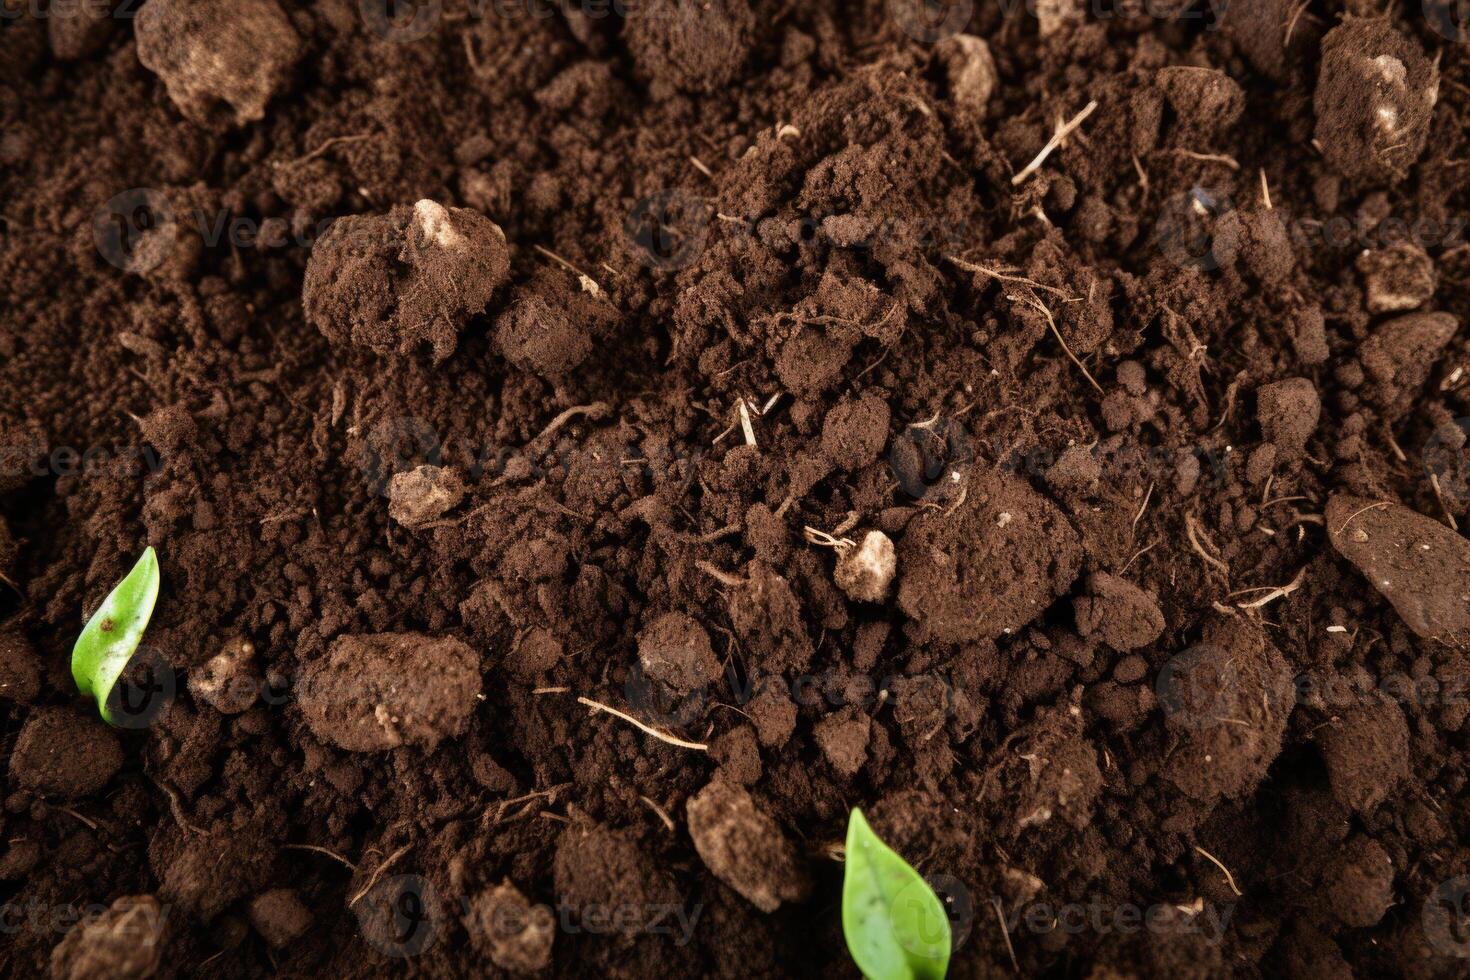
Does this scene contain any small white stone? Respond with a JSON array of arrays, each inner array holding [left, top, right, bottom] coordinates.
[[834, 530, 896, 604], [413, 199, 464, 249]]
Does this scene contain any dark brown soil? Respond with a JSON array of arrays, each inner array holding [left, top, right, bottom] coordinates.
[[3, 1, 1470, 977]]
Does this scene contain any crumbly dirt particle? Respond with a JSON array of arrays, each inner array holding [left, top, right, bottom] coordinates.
[[1356, 311, 1459, 418], [303, 203, 511, 363], [187, 636, 259, 715], [1073, 572, 1165, 651], [685, 779, 811, 913], [247, 889, 312, 950], [552, 824, 679, 936], [0, 627, 42, 705], [898, 467, 1082, 644], [1326, 494, 1470, 648], [1257, 377, 1321, 460], [637, 611, 721, 693], [9, 707, 123, 799], [1160, 620, 1294, 803], [387, 465, 466, 530], [1322, 836, 1394, 928], [1313, 20, 1439, 185], [1318, 701, 1411, 814], [935, 35, 997, 124], [820, 392, 890, 471], [1357, 243, 1437, 313], [624, 0, 756, 93], [298, 632, 481, 752], [833, 530, 896, 604], [134, 0, 302, 129], [813, 707, 870, 777], [49, 894, 166, 980], [464, 880, 555, 974]]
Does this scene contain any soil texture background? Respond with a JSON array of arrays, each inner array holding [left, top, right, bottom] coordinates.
[[4, 0, 1470, 977]]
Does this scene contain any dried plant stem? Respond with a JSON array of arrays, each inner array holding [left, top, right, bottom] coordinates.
[[1235, 566, 1307, 609], [1194, 845, 1243, 897], [1006, 292, 1103, 394], [1185, 514, 1230, 575], [349, 844, 412, 906], [1012, 100, 1098, 186], [576, 697, 709, 751]]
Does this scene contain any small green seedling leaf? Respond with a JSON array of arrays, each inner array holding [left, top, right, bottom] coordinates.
[[72, 547, 160, 726], [842, 808, 951, 980]]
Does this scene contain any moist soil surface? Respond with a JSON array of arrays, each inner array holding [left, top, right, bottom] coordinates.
[[4, 1, 1470, 978]]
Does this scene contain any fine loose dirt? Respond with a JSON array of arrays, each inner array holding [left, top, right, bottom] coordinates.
[[3, 1, 1470, 978]]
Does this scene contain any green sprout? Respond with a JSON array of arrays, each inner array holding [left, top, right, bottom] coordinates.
[[842, 808, 951, 980], [72, 547, 160, 725]]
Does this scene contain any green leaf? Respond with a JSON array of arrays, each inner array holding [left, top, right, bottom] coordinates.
[[71, 547, 160, 726], [842, 808, 951, 980]]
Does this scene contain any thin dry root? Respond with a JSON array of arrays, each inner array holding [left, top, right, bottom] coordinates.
[[1235, 566, 1307, 610], [1193, 845, 1243, 897], [696, 560, 747, 588], [1429, 472, 1460, 531], [577, 697, 709, 751], [738, 398, 757, 447], [1012, 99, 1099, 186], [1185, 514, 1231, 576], [945, 256, 1077, 299], [1007, 292, 1103, 394], [532, 244, 604, 297], [803, 526, 855, 550], [349, 843, 413, 906], [283, 843, 357, 871]]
